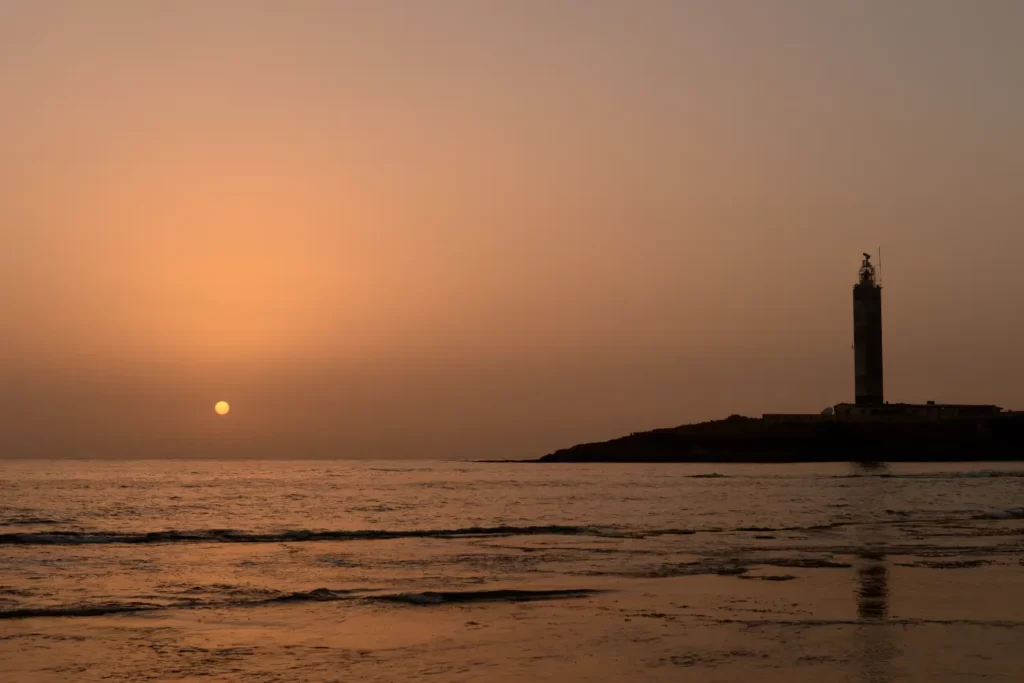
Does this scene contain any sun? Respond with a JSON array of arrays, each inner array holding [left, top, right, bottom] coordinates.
[[214, 401, 231, 416]]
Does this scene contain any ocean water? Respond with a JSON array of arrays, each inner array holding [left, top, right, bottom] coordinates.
[[2, 460, 1024, 682]]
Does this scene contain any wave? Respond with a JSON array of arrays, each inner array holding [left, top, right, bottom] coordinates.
[[974, 508, 1024, 520], [370, 589, 602, 605], [842, 471, 1024, 480], [3, 511, 1011, 547], [0, 587, 601, 620], [0, 525, 593, 546], [0, 516, 63, 527], [894, 559, 991, 569], [267, 587, 365, 603], [0, 602, 164, 620]]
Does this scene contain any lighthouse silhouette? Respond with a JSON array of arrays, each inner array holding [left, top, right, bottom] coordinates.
[[853, 253, 884, 405]]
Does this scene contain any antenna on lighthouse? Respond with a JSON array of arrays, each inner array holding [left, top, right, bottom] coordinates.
[[878, 246, 883, 285]]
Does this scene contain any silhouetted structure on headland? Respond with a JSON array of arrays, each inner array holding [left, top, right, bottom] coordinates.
[[540, 253, 1023, 463], [854, 253, 884, 406]]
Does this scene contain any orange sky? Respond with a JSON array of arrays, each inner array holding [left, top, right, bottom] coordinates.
[[2, 1, 1023, 459]]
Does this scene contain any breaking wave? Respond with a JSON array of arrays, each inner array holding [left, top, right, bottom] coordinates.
[[842, 470, 1024, 480], [0, 587, 602, 620], [0, 525, 594, 546], [0, 517, 63, 527], [0, 602, 164, 620], [3, 514, 1004, 546], [370, 589, 602, 605], [974, 508, 1024, 520]]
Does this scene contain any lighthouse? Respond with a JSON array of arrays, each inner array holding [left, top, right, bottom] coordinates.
[[853, 253, 884, 405]]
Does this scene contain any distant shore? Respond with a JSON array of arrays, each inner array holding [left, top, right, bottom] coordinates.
[[521, 414, 1024, 463]]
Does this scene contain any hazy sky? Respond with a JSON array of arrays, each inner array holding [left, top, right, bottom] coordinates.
[[2, 1, 1023, 459]]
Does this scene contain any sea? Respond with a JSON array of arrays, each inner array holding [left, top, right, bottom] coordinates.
[[2, 460, 1024, 682]]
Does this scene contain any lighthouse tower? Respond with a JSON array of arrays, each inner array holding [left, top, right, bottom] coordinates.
[[853, 253, 884, 405]]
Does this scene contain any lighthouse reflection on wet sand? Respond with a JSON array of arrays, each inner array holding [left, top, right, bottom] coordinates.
[[854, 253, 884, 406]]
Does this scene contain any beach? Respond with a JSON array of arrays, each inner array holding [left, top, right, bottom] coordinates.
[[2, 460, 1023, 681]]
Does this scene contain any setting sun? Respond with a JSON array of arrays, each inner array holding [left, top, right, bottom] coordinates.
[[214, 401, 230, 416]]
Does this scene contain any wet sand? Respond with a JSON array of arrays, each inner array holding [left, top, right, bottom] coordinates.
[[3, 461, 1024, 681], [4, 559, 1024, 682]]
